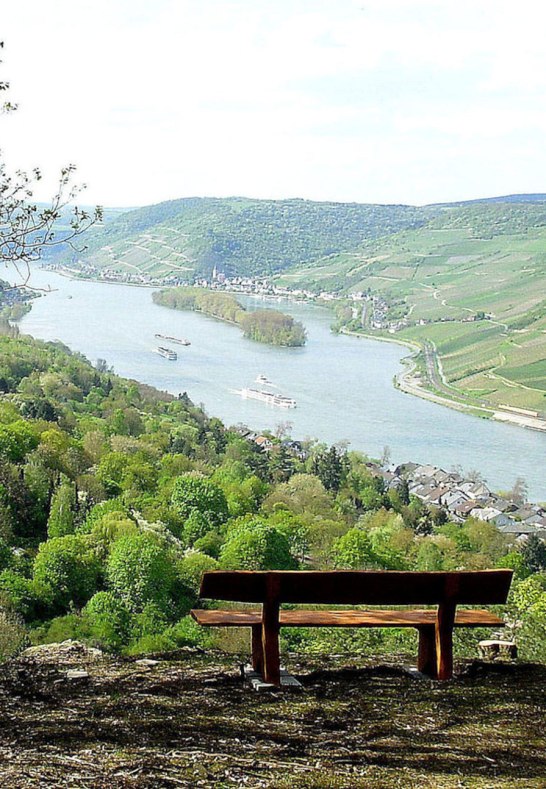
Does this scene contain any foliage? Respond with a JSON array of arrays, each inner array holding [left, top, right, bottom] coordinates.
[[154, 288, 306, 346], [106, 533, 175, 615], [220, 518, 297, 570], [33, 535, 100, 612], [58, 196, 429, 279], [0, 331, 541, 663], [47, 476, 77, 538], [333, 528, 387, 570], [83, 591, 131, 649], [171, 475, 229, 531], [177, 551, 219, 596]]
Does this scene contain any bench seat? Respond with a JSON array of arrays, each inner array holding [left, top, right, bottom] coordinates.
[[191, 608, 504, 628]]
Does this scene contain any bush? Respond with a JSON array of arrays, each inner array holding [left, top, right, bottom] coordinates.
[[182, 509, 214, 547], [30, 613, 86, 645], [33, 535, 100, 612], [106, 532, 175, 614], [0, 609, 28, 661], [220, 521, 296, 570], [47, 477, 77, 538], [193, 530, 224, 558], [333, 528, 384, 569], [177, 552, 219, 596], [83, 591, 131, 649], [171, 476, 229, 529], [0, 569, 38, 619]]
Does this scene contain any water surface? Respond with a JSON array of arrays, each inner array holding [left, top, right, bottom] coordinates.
[[19, 269, 546, 500]]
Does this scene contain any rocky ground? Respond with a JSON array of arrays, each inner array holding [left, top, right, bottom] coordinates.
[[0, 641, 544, 788]]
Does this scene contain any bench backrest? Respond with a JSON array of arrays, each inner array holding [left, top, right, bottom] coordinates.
[[199, 569, 513, 607]]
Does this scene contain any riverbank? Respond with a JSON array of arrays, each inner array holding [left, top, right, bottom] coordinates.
[[340, 327, 546, 434]]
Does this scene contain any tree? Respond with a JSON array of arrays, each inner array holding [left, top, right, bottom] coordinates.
[[333, 528, 384, 570], [220, 521, 296, 570], [47, 476, 77, 538], [511, 476, 529, 506], [106, 532, 175, 614], [1, 42, 102, 289], [310, 445, 348, 493], [521, 534, 546, 574], [33, 534, 100, 611], [171, 475, 229, 529]]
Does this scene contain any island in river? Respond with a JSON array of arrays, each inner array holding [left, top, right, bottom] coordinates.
[[152, 287, 306, 347]]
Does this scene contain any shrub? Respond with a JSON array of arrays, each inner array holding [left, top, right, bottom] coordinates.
[[0, 569, 38, 619], [83, 591, 131, 649], [106, 532, 175, 614], [333, 528, 384, 570], [0, 610, 28, 661], [33, 535, 100, 612], [220, 521, 296, 570], [177, 552, 219, 596], [47, 477, 77, 538], [171, 476, 229, 529]]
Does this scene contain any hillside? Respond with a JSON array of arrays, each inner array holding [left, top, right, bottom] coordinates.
[[0, 641, 544, 788], [52, 196, 433, 279], [277, 202, 546, 415]]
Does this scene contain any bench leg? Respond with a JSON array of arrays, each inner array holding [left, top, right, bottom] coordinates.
[[417, 625, 437, 678], [261, 622, 281, 686], [251, 624, 264, 674], [435, 604, 456, 681]]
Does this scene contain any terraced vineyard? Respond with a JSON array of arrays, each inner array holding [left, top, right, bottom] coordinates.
[[277, 202, 546, 416], [56, 196, 430, 279]]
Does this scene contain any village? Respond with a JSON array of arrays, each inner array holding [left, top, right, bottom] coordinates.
[[235, 425, 546, 544]]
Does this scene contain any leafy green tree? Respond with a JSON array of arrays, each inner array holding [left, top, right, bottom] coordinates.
[[182, 510, 214, 546], [333, 528, 384, 569], [496, 551, 530, 581], [33, 535, 100, 612], [106, 533, 175, 614], [177, 551, 219, 596], [509, 575, 546, 661], [220, 520, 296, 570], [0, 422, 38, 463], [47, 476, 77, 538], [171, 475, 229, 529], [521, 534, 546, 574], [83, 591, 131, 649], [193, 531, 224, 558], [0, 569, 38, 619]]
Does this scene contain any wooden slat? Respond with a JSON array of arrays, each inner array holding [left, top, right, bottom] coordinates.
[[190, 608, 504, 628], [199, 570, 513, 606]]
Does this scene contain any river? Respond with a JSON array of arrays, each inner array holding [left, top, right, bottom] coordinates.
[[17, 268, 546, 501]]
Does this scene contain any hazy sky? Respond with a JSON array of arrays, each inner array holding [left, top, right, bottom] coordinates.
[[2, 0, 546, 207]]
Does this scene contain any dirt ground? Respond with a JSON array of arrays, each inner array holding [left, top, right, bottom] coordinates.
[[0, 641, 544, 788]]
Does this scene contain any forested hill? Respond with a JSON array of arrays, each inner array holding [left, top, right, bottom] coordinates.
[[49, 194, 546, 284], [53, 196, 434, 279]]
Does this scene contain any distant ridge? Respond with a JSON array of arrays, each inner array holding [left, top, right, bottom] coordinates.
[[431, 193, 546, 207]]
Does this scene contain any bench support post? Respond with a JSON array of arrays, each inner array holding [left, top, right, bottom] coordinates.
[[435, 602, 456, 680], [417, 625, 437, 678], [261, 575, 281, 685]]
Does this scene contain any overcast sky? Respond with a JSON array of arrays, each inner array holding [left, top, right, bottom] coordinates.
[[2, 0, 546, 207]]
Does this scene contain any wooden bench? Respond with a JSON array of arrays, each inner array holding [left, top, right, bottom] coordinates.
[[191, 569, 513, 685]]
